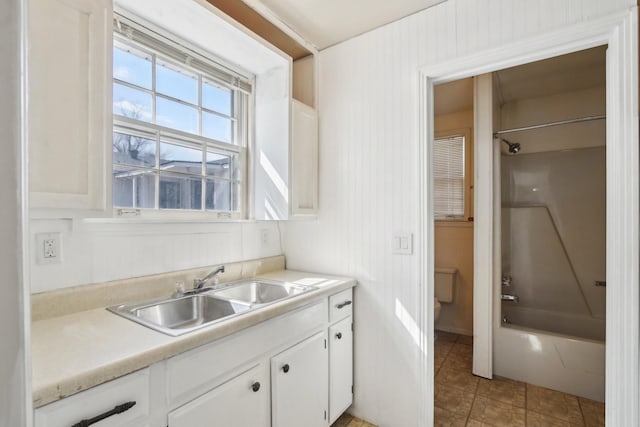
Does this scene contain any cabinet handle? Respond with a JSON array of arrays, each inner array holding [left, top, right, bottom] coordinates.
[[336, 300, 352, 309], [251, 382, 261, 392], [336, 332, 343, 339], [282, 364, 290, 373], [71, 401, 136, 427]]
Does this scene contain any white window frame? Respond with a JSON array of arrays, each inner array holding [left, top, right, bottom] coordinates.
[[111, 12, 253, 220], [434, 127, 472, 221]]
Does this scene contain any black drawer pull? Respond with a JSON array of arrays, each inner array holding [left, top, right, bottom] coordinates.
[[336, 300, 352, 309], [336, 332, 343, 339], [71, 401, 136, 427], [282, 364, 290, 373], [252, 382, 261, 392]]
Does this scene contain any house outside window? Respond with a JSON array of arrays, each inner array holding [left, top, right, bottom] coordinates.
[[112, 14, 251, 218]]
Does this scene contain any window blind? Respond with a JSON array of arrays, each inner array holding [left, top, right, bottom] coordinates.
[[114, 14, 253, 94], [433, 135, 465, 218]]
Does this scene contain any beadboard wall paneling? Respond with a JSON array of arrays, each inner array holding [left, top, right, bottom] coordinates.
[[282, 0, 634, 425], [30, 220, 282, 293]]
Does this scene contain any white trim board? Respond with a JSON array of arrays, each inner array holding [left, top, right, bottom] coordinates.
[[418, 7, 639, 425]]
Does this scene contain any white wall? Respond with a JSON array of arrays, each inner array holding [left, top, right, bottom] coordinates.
[[30, 220, 283, 293], [0, 0, 29, 425], [282, 0, 634, 425]]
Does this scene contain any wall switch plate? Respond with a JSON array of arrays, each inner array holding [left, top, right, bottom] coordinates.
[[36, 232, 62, 264], [392, 232, 413, 255]]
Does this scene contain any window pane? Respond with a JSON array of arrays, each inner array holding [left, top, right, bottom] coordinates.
[[203, 81, 232, 115], [112, 166, 156, 208], [206, 152, 232, 178], [113, 83, 153, 121], [156, 97, 198, 134], [156, 60, 198, 104], [203, 112, 232, 142], [113, 132, 156, 168], [206, 179, 230, 211], [160, 142, 203, 174], [159, 173, 202, 210], [433, 135, 465, 218], [113, 44, 152, 89]]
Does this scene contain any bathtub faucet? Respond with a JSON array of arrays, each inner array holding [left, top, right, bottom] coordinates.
[[501, 294, 519, 303]]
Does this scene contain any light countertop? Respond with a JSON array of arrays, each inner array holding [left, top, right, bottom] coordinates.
[[32, 269, 355, 408]]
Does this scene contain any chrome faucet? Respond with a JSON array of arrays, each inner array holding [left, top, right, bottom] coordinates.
[[501, 294, 519, 303], [193, 265, 225, 290]]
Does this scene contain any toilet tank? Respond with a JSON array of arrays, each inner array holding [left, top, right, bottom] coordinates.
[[435, 267, 457, 303]]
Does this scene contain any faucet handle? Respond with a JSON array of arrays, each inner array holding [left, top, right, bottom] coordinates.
[[501, 275, 513, 287]]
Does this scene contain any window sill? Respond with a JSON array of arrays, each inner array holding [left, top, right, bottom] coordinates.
[[435, 219, 474, 228]]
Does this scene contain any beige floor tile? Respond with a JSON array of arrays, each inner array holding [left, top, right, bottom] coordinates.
[[435, 367, 480, 394], [477, 376, 526, 408], [433, 406, 468, 427], [579, 397, 605, 427], [526, 410, 583, 427], [331, 412, 353, 427], [441, 350, 473, 372], [469, 395, 525, 426], [361, 423, 377, 427], [449, 342, 473, 357], [434, 382, 476, 417], [345, 418, 364, 427], [457, 334, 473, 345], [435, 340, 454, 357], [527, 384, 583, 424], [436, 330, 460, 342]]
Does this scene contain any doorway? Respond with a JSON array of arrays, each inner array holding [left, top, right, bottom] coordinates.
[[419, 9, 638, 425]]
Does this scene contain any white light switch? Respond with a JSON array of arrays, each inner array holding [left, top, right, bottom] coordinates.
[[393, 232, 413, 255]]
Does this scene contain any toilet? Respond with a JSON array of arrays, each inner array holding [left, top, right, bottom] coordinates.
[[434, 267, 457, 322]]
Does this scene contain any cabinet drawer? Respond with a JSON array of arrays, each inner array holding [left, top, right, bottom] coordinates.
[[329, 288, 353, 323], [34, 368, 150, 427]]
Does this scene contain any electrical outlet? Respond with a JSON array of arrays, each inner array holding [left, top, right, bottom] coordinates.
[[261, 229, 269, 246], [36, 232, 62, 265]]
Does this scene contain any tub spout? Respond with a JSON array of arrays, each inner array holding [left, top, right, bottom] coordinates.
[[501, 294, 519, 303]]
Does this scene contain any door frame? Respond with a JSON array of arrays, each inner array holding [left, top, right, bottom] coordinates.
[[418, 7, 638, 425]]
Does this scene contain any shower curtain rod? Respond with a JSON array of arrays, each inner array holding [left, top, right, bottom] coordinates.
[[493, 114, 606, 136]]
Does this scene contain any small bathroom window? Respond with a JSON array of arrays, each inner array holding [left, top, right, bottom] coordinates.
[[433, 134, 466, 219]]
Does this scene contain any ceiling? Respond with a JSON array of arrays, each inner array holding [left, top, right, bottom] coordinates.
[[434, 46, 607, 116], [252, 0, 448, 49]]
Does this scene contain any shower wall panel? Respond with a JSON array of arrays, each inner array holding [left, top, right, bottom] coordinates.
[[501, 147, 606, 320]]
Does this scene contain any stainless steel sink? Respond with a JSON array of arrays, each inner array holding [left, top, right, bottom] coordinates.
[[212, 280, 315, 305], [108, 279, 316, 336], [108, 294, 252, 336]]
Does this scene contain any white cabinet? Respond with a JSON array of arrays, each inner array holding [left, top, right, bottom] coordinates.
[[168, 364, 269, 427], [290, 100, 319, 216], [34, 368, 150, 427], [329, 316, 353, 424], [29, 0, 111, 212], [271, 331, 329, 427]]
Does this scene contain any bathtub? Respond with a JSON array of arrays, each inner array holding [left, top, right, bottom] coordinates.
[[494, 309, 605, 401]]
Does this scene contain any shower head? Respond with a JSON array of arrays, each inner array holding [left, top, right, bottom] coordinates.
[[501, 139, 521, 154]]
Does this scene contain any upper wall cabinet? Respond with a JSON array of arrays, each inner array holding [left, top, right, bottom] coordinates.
[[29, 0, 112, 213], [290, 100, 318, 216]]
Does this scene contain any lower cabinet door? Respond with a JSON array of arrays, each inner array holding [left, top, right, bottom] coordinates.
[[271, 331, 329, 427], [168, 364, 269, 427], [329, 316, 353, 424]]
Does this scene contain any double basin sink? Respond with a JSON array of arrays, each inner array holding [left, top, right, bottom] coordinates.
[[108, 280, 316, 336]]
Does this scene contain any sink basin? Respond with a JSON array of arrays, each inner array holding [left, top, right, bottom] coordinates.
[[212, 280, 315, 305], [108, 294, 251, 336]]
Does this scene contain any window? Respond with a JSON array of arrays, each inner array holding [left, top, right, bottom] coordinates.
[[433, 134, 466, 219], [112, 14, 251, 218]]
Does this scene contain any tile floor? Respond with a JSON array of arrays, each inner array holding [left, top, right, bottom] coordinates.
[[331, 413, 377, 427], [434, 330, 605, 427]]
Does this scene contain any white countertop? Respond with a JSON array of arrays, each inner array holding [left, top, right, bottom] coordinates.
[[32, 269, 355, 408]]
